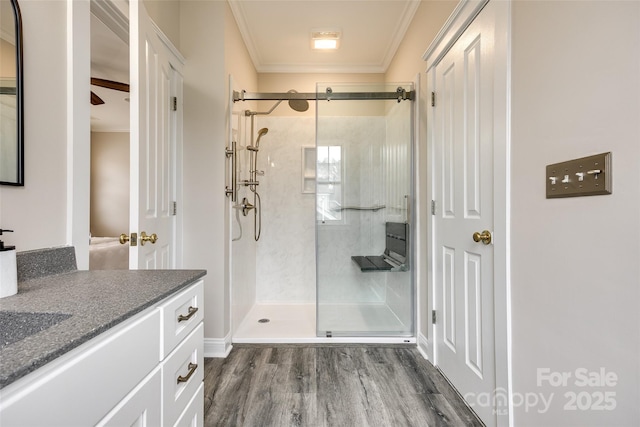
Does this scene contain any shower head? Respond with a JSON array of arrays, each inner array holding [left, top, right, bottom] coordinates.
[[287, 90, 309, 112], [244, 89, 309, 115], [255, 127, 269, 148]]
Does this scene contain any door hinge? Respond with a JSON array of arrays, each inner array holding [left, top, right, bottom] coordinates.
[[431, 92, 436, 107], [171, 96, 177, 111], [431, 200, 436, 215], [172, 201, 177, 216], [432, 310, 437, 324]]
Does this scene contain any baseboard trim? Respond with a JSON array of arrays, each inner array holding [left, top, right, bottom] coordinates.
[[204, 333, 232, 358], [417, 333, 430, 360]]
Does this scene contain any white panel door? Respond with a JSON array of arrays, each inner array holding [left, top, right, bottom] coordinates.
[[129, 0, 174, 269], [433, 2, 497, 425]]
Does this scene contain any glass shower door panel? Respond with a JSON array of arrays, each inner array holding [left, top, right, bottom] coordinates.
[[315, 83, 414, 337]]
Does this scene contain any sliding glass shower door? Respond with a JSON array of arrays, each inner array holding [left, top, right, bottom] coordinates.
[[315, 83, 414, 337]]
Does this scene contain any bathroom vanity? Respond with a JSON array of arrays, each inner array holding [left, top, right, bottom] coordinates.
[[0, 248, 206, 427]]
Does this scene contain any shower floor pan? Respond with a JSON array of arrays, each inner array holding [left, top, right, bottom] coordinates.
[[233, 303, 414, 344]]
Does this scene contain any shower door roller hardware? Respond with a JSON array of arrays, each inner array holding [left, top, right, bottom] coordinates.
[[140, 231, 158, 246], [119, 232, 137, 246], [472, 230, 492, 245]]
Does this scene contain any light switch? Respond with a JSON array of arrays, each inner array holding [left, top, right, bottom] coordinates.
[[546, 152, 612, 198]]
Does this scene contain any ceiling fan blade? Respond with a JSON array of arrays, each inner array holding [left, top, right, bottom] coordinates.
[[91, 77, 130, 93], [91, 91, 105, 105]]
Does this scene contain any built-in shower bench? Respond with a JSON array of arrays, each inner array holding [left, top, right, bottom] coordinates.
[[351, 222, 409, 272]]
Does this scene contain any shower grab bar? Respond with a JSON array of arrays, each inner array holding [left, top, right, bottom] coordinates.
[[224, 140, 237, 202], [333, 205, 386, 212], [233, 88, 414, 103]]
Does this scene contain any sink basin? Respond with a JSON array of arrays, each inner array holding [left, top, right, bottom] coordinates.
[[0, 311, 72, 349]]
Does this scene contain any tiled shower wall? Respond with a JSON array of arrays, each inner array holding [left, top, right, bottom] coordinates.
[[255, 117, 316, 303]]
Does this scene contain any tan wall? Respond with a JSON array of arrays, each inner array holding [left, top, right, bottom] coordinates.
[[385, 1, 457, 82], [144, 0, 180, 48], [0, 38, 16, 78], [225, 4, 258, 95], [90, 132, 129, 238]]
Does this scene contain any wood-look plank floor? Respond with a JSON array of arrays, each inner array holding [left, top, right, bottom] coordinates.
[[203, 345, 484, 427]]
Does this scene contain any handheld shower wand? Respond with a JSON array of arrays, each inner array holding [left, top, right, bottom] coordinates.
[[247, 127, 268, 151]]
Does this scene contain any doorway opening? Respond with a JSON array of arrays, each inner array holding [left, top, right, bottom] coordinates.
[[89, 7, 130, 270]]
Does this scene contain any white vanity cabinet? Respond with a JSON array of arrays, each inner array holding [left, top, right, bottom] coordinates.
[[0, 279, 205, 427], [158, 280, 205, 427]]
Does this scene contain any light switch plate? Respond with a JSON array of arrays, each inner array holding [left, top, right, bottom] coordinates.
[[546, 152, 612, 198]]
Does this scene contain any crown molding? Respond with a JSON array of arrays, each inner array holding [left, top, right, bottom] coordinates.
[[228, 0, 421, 74]]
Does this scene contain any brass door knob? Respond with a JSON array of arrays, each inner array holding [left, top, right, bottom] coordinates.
[[140, 231, 158, 246], [472, 230, 492, 245], [119, 233, 129, 245]]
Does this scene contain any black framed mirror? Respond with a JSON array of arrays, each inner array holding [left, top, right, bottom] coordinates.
[[0, 0, 24, 186]]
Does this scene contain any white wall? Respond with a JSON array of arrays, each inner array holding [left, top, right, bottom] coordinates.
[[180, 0, 258, 349], [510, 1, 640, 425], [180, 0, 227, 343], [0, 1, 69, 251]]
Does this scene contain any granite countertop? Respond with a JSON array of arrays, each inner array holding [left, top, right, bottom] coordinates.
[[0, 269, 206, 390]]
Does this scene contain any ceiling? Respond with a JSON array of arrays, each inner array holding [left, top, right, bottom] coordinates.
[[228, 0, 421, 73], [89, 0, 420, 131]]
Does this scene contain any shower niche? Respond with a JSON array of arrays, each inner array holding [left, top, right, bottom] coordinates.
[[301, 146, 315, 194]]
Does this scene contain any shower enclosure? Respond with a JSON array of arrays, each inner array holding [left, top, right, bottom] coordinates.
[[229, 82, 414, 341], [315, 83, 414, 337]]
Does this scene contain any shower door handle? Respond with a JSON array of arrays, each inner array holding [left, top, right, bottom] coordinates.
[[405, 195, 411, 224]]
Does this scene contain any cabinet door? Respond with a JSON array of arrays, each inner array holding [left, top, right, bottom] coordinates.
[[0, 309, 160, 427], [96, 367, 161, 427]]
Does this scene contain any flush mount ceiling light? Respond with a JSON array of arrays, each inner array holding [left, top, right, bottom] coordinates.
[[311, 31, 341, 50]]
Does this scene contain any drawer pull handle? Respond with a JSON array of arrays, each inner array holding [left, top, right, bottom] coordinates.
[[177, 363, 198, 384], [177, 306, 198, 322]]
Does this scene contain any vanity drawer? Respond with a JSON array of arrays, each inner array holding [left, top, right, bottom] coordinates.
[[173, 382, 204, 427], [159, 280, 204, 359], [162, 322, 204, 427]]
